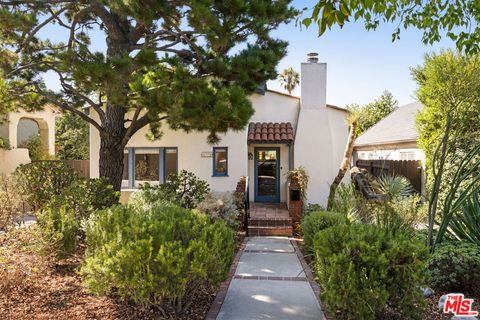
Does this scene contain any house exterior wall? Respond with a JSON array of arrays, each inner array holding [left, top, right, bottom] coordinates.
[[0, 148, 30, 175], [0, 106, 58, 174], [90, 91, 300, 194], [89, 63, 348, 208], [5, 107, 57, 155]]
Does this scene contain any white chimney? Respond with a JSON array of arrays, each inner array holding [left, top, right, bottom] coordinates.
[[300, 53, 327, 109], [295, 53, 343, 207]]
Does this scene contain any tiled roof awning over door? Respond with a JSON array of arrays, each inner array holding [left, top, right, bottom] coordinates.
[[247, 122, 294, 144]]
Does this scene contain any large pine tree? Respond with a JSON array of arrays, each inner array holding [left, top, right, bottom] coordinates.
[[0, 0, 296, 190]]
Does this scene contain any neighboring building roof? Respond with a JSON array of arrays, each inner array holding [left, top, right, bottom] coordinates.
[[326, 104, 347, 112], [354, 101, 422, 147], [248, 122, 294, 144]]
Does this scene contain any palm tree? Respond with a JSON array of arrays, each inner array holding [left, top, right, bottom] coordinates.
[[279, 67, 300, 95], [327, 105, 364, 210]]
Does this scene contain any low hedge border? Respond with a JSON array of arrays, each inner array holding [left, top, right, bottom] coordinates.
[[205, 237, 248, 320]]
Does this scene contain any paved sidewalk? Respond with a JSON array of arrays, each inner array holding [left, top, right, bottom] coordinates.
[[216, 237, 324, 320]]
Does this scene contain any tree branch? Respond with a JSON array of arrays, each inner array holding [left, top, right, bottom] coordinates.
[[54, 69, 106, 122], [123, 113, 167, 145], [31, 85, 103, 132], [17, 7, 68, 53]]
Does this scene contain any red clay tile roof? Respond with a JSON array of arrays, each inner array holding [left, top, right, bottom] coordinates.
[[247, 122, 294, 144]]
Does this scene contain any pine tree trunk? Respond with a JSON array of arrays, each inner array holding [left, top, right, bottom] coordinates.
[[99, 104, 127, 192], [99, 28, 130, 192], [327, 121, 357, 210]]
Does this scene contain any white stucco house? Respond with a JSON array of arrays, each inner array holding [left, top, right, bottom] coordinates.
[[353, 101, 425, 163], [0, 105, 58, 174], [90, 56, 349, 207]]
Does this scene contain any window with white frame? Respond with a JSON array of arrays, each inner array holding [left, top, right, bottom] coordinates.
[[400, 152, 415, 161]]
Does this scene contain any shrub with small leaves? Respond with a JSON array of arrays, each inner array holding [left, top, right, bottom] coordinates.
[[45, 177, 119, 221], [314, 223, 429, 320], [80, 202, 234, 311], [18, 134, 46, 161], [301, 210, 344, 253], [15, 161, 78, 210], [196, 191, 240, 229], [302, 203, 324, 218], [426, 242, 480, 296], [37, 205, 79, 257], [0, 175, 22, 231], [133, 170, 210, 209], [0, 136, 10, 150]]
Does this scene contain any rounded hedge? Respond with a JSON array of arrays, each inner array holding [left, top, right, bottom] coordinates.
[[314, 223, 429, 320], [301, 210, 344, 252], [80, 202, 235, 310]]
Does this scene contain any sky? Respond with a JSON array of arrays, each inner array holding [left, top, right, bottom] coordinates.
[[40, 0, 457, 108], [267, 1, 456, 107]]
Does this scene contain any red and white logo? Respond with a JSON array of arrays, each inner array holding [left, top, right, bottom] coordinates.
[[443, 293, 478, 317]]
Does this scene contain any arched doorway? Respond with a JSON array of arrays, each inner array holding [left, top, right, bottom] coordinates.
[[17, 117, 49, 159]]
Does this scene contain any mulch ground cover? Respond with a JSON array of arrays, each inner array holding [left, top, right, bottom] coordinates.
[[0, 227, 245, 320]]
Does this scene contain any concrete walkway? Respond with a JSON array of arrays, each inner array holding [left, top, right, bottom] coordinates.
[[216, 237, 324, 320]]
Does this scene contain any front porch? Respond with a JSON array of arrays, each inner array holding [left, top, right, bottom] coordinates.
[[247, 202, 293, 237]]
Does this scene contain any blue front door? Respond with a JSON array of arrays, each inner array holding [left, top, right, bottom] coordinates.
[[254, 147, 280, 203]]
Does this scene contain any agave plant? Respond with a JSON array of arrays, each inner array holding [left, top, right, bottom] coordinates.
[[374, 174, 415, 199], [448, 192, 480, 246]]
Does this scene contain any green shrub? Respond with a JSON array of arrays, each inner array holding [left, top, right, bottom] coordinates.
[[133, 170, 210, 209], [80, 202, 234, 311], [18, 134, 46, 161], [314, 223, 429, 320], [196, 191, 240, 229], [0, 175, 22, 231], [302, 203, 324, 217], [0, 136, 10, 150], [37, 205, 79, 257], [15, 161, 79, 210], [301, 210, 344, 253], [426, 242, 480, 296], [45, 177, 119, 221]]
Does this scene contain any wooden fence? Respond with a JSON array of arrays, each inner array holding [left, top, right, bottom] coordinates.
[[64, 160, 90, 178], [355, 159, 423, 193]]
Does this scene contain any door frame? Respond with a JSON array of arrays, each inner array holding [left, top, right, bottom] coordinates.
[[254, 147, 280, 203]]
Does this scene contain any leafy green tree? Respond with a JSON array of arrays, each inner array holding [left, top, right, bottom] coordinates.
[[56, 112, 89, 160], [413, 50, 480, 246], [356, 91, 397, 136], [303, 1, 480, 54], [279, 67, 300, 94], [0, 1, 297, 190]]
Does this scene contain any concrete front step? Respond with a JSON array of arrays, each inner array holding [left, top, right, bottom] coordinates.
[[248, 225, 293, 236]]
